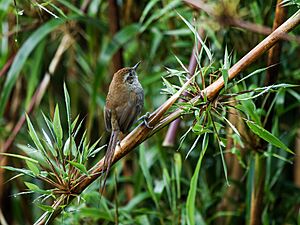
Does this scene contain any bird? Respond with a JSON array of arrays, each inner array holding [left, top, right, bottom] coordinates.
[[102, 61, 144, 193]]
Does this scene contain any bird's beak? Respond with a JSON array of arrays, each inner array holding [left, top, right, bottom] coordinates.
[[132, 61, 141, 71]]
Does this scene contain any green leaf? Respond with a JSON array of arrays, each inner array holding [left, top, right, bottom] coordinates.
[[64, 83, 71, 138], [186, 133, 209, 225], [24, 182, 40, 191], [25, 40, 46, 107], [139, 0, 160, 23], [36, 203, 54, 212], [174, 153, 182, 199], [209, 112, 229, 185], [56, 0, 84, 15], [222, 116, 241, 137], [0, 152, 39, 164], [186, 135, 201, 159], [26, 115, 46, 154], [140, 0, 180, 32], [26, 160, 40, 175], [163, 168, 171, 208], [49, 3, 68, 18], [136, 215, 151, 225], [68, 160, 89, 176], [246, 121, 294, 154], [237, 100, 261, 125], [63, 137, 77, 157], [42, 129, 57, 157], [79, 208, 113, 221], [71, 114, 80, 133], [139, 144, 158, 207], [173, 53, 189, 73], [222, 46, 230, 89], [192, 122, 212, 135], [161, 76, 177, 95], [73, 117, 85, 138], [222, 69, 229, 90], [42, 112, 56, 141], [122, 193, 151, 211], [100, 24, 141, 63], [223, 45, 230, 69], [24, 182, 51, 194], [53, 104, 63, 148], [0, 18, 65, 116], [86, 139, 104, 158], [17, 144, 48, 166], [235, 67, 270, 85], [0, 166, 35, 177], [150, 28, 163, 59], [177, 12, 212, 61]]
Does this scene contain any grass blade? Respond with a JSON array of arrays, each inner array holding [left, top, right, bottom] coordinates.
[[0, 18, 65, 116], [186, 133, 209, 225], [246, 121, 294, 154]]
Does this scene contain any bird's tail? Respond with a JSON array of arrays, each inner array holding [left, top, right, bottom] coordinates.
[[100, 130, 120, 195]]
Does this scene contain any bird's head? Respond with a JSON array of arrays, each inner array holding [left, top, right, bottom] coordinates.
[[113, 61, 141, 85]]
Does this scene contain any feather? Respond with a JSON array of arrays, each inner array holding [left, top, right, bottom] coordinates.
[[100, 130, 120, 194]]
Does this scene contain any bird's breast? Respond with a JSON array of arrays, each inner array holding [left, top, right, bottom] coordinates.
[[127, 80, 142, 92]]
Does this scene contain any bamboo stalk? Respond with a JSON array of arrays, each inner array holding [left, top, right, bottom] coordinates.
[[250, 2, 287, 225], [203, 9, 300, 100]]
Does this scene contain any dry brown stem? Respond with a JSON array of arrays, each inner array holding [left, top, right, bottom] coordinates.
[[108, 0, 124, 72], [294, 129, 300, 187]]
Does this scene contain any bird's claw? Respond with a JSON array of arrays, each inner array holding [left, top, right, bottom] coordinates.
[[138, 112, 153, 129], [144, 119, 153, 129]]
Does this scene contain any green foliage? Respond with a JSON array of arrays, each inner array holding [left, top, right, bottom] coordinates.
[[246, 120, 293, 154], [2, 85, 104, 215], [186, 133, 209, 225], [0, 18, 65, 116], [0, 1, 300, 225]]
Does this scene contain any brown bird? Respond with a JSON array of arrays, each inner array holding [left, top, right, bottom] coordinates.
[[103, 62, 144, 192]]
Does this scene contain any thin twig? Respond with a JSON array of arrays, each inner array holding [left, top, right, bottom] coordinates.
[[0, 55, 15, 77]]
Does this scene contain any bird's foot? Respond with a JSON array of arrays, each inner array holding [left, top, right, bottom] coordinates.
[[138, 112, 153, 129]]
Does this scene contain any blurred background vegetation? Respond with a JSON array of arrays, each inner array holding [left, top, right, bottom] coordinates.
[[0, 0, 300, 224]]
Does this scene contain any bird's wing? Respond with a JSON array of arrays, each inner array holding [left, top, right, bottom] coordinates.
[[117, 90, 143, 132], [135, 88, 144, 116], [117, 101, 137, 133]]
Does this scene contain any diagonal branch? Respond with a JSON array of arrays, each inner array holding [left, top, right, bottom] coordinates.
[[203, 9, 300, 100]]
